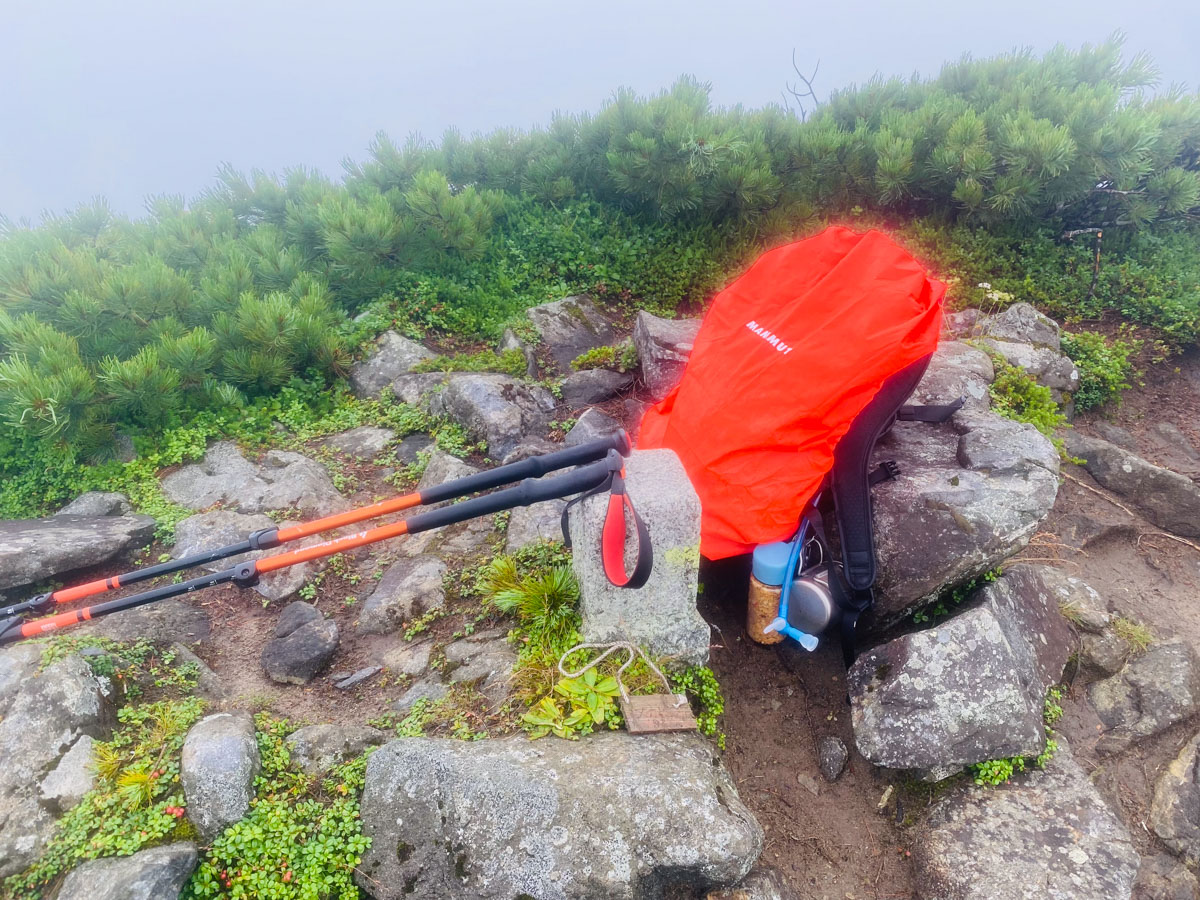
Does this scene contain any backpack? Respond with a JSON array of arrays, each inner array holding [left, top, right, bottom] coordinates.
[[638, 226, 959, 661]]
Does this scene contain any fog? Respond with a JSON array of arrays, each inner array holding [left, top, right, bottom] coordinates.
[[2, 0, 1196, 221]]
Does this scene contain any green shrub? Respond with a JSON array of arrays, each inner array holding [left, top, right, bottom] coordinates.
[[1060, 330, 1140, 411], [411, 347, 527, 377], [987, 357, 1067, 438]]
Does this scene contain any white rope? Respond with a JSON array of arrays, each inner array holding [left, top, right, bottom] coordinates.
[[557, 640, 683, 706]]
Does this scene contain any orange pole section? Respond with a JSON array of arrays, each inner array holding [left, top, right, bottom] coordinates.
[[274, 493, 422, 542], [256, 520, 411, 573], [51, 576, 121, 605], [21, 606, 91, 638]]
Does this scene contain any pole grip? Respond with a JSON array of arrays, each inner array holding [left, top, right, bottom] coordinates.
[[419, 430, 630, 506]]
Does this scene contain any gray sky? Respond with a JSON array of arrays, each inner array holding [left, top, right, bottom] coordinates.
[[2, 0, 1197, 222]]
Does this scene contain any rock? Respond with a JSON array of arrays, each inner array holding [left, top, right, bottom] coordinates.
[[356, 733, 763, 899], [181, 712, 260, 842], [55, 491, 133, 517], [427, 374, 556, 461], [417, 449, 480, 493], [912, 738, 1138, 900], [392, 677, 449, 712], [849, 605, 1045, 776], [634, 311, 702, 401], [504, 499, 567, 553], [358, 556, 447, 635], [973, 564, 1075, 700], [942, 308, 986, 339], [1053, 507, 1136, 553], [0, 514, 156, 592], [0, 644, 40, 717], [818, 736, 849, 782], [54, 842, 198, 900], [498, 328, 538, 377], [909, 340, 995, 412], [564, 407, 623, 446], [85, 598, 211, 645], [349, 331, 435, 397], [872, 411, 1060, 622], [568, 449, 709, 665], [444, 637, 516, 705], [335, 666, 382, 689], [706, 867, 797, 900], [1095, 422, 1139, 450], [1134, 854, 1200, 900], [980, 302, 1062, 349], [1088, 641, 1200, 755], [394, 433, 434, 465], [380, 641, 433, 677], [0, 655, 114, 876], [560, 368, 634, 407], [1066, 433, 1200, 537], [172, 509, 324, 605], [980, 338, 1080, 391], [161, 441, 346, 517], [1081, 631, 1133, 675], [1151, 423, 1200, 461], [500, 436, 560, 465], [38, 734, 95, 814], [285, 724, 386, 775], [1152, 732, 1200, 867], [260, 602, 339, 684], [167, 643, 227, 700], [390, 371, 449, 406], [319, 426, 396, 459], [525, 295, 616, 374], [1036, 568, 1110, 632]]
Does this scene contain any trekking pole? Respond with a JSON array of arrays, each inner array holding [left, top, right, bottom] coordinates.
[[0, 430, 633, 623], [0, 450, 629, 645]]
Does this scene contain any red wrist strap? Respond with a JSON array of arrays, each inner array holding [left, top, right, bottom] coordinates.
[[600, 472, 653, 589]]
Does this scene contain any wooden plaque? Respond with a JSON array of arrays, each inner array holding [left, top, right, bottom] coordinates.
[[620, 694, 697, 734]]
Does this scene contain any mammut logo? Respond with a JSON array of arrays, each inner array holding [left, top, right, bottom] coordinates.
[[745, 320, 794, 354]]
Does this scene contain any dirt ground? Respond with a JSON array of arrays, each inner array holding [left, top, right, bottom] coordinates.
[[27, 347, 1200, 899]]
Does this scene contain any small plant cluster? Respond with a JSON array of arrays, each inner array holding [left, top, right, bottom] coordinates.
[[39, 635, 201, 700], [371, 687, 490, 741], [522, 668, 622, 740], [911, 569, 1001, 625], [4, 697, 205, 899], [670, 665, 726, 748], [570, 342, 639, 374], [411, 347, 528, 378], [986, 356, 1067, 439], [1060, 330, 1140, 412], [969, 686, 1064, 786], [184, 715, 371, 899]]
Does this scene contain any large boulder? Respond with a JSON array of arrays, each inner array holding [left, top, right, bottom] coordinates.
[[356, 733, 763, 899], [0, 644, 41, 717], [980, 338, 1080, 392], [54, 491, 133, 517], [564, 408, 623, 447], [181, 712, 260, 842], [172, 509, 324, 604], [417, 449, 480, 495], [1134, 854, 1200, 900], [1088, 641, 1200, 755], [912, 739, 1139, 900], [0, 514, 156, 592], [1150, 731, 1200, 866], [848, 605, 1046, 777], [0, 655, 114, 877], [161, 441, 346, 517], [872, 410, 1060, 622], [1065, 433, 1200, 538], [55, 842, 198, 900], [427, 374, 556, 461], [357, 555, 447, 635], [908, 341, 995, 412], [39, 733, 96, 814], [525, 295, 616, 374], [568, 449, 709, 666], [504, 499, 567, 553], [980, 302, 1062, 349], [260, 601, 339, 684], [349, 331, 435, 397], [560, 369, 633, 407], [285, 724, 386, 775], [633, 311, 701, 401], [82, 598, 211, 645]]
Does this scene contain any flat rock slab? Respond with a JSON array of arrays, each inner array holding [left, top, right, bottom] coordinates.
[[161, 441, 346, 517], [349, 331, 435, 397], [526, 295, 616, 374], [356, 733, 763, 900], [1065, 433, 1200, 538], [318, 425, 397, 459], [181, 712, 260, 842], [427, 374, 556, 462], [55, 842, 198, 900], [912, 739, 1139, 900], [1088, 641, 1200, 755], [872, 410, 1059, 622], [0, 514, 155, 592], [634, 310, 701, 401], [849, 605, 1045, 775], [569, 449, 709, 666], [54, 491, 133, 517], [908, 340, 995, 412], [285, 724, 386, 775]]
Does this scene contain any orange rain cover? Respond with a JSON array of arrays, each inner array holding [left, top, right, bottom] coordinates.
[[638, 226, 946, 560]]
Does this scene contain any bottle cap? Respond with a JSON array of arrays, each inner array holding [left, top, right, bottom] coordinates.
[[751, 542, 793, 586]]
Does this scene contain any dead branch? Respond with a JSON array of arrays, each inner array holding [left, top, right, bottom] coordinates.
[[785, 50, 821, 121]]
